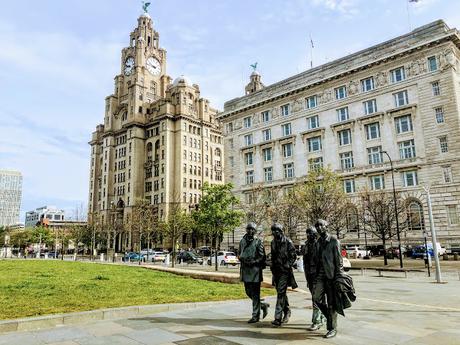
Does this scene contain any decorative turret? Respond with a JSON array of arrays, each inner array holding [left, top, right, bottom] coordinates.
[[245, 63, 264, 95]]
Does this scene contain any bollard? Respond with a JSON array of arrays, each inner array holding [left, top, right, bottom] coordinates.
[[454, 253, 459, 261]]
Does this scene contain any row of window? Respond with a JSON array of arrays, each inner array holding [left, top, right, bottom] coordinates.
[[235, 77, 442, 136], [182, 178, 202, 190]]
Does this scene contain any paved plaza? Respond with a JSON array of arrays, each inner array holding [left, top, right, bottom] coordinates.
[[1, 271, 459, 345]]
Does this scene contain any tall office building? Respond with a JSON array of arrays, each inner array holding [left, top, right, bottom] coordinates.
[[218, 20, 460, 248], [0, 170, 22, 227], [88, 10, 224, 251]]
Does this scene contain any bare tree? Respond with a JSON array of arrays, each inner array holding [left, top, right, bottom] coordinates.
[[159, 201, 193, 267], [297, 168, 350, 239], [357, 189, 410, 265], [130, 199, 157, 264]]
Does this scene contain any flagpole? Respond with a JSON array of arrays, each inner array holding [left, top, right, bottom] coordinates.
[[406, 0, 412, 31], [309, 34, 314, 69]]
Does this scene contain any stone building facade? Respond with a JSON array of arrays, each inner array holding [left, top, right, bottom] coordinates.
[[0, 170, 22, 227], [218, 20, 460, 249], [88, 12, 223, 251]]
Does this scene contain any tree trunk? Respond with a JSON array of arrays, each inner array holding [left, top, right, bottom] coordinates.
[[382, 235, 388, 266], [171, 229, 176, 268], [214, 234, 219, 271]]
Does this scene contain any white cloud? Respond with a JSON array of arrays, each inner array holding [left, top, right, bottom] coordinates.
[[311, 0, 360, 15]]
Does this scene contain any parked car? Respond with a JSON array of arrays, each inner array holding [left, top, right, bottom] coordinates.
[[342, 257, 351, 271], [151, 251, 168, 262], [122, 252, 145, 262], [411, 243, 446, 258], [345, 245, 371, 258], [208, 251, 240, 266], [340, 249, 351, 271], [177, 251, 203, 264]]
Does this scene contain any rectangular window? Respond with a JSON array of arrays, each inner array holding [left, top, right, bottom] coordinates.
[[435, 107, 444, 124], [283, 163, 295, 179], [338, 129, 352, 146], [261, 110, 270, 122], [245, 170, 254, 185], [395, 115, 413, 134], [390, 67, 406, 83], [340, 152, 354, 170], [443, 166, 453, 183], [262, 129, 272, 141], [368, 146, 383, 164], [336, 107, 349, 122], [447, 205, 459, 225], [307, 115, 319, 129], [343, 179, 355, 194], [282, 143, 293, 158], [263, 147, 272, 162], [402, 170, 418, 187], [281, 104, 290, 116], [243, 116, 252, 128], [306, 95, 317, 109], [281, 123, 292, 136], [428, 56, 438, 72], [439, 136, 448, 153], [245, 152, 253, 165], [244, 134, 253, 146], [308, 136, 322, 152], [370, 175, 385, 190], [394, 90, 409, 107], [365, 122, 380, 140], [264, 167, 273, 182], [309, 157, 323, 171], [399, 139, 416, 159], [335, 85, 347, 100], [432, 81, 440, 96], [361, 77, 375, 92], [363, 99, 377, 115]]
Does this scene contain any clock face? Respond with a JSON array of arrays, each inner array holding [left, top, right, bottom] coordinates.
[[146, 57, 161, 75], [124, 57, 135, 76]]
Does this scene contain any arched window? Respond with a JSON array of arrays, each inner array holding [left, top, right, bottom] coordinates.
[[407, 200, 424, 232], [215, 148, 221, 157], [146, 142, 153, 152]]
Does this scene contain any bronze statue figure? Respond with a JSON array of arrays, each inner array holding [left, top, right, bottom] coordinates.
[[303, 226, 326, 331], [270, 223, 298, 326], [313, 219, 356, 338], [238, 222, 269, 323]]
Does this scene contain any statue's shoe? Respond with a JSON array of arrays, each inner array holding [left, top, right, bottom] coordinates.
[[308, 323, 322, 331], [247, 317, 259, 324], [324, 329, 337, 338], [281, 309, 291, 324], [271, 319, 282, 327]]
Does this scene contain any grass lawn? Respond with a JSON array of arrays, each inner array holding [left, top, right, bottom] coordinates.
[[0, 260, 274, 320]]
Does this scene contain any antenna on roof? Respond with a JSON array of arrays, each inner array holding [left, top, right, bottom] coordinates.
[[309, 33, 314, 69]]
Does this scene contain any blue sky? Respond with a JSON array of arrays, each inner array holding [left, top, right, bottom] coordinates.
[[1, 0, 459, 222]]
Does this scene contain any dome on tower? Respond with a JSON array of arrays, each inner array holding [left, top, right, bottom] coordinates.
[[173, 75, 192, 86], [251, 70, 260, 77], [140, 12, 151, 19]]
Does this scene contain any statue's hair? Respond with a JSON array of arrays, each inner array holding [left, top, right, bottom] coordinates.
[[315, 219, 328, 227], [271, 223, 283, 231], [246, 222, 257, 230], [306, 226, 317, 234]]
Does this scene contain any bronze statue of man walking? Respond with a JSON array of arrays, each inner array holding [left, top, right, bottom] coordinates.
[[270, 223, 298, 326], [303, 226, 326, 330], [313, 219, 356, 338], [238, 222, 269, 323]]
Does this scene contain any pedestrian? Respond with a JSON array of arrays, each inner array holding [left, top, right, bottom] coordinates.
[[238, 222, 269, 323], [313, 219, 355, 339], [303, 226, 326, 331], [270, 223, 298, 326]]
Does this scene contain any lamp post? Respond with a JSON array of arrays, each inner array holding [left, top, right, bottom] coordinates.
[[381, 151, 403, 268]]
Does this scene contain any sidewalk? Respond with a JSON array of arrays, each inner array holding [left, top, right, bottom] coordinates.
[[1, 273, 459, 345]]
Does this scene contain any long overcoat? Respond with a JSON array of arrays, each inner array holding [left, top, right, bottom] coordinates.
[[239, 234, 266, 283]]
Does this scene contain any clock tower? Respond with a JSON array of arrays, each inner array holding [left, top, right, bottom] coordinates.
[[88, 8, 224, 253]]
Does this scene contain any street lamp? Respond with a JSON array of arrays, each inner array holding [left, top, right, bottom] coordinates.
[[381, 150, 403, 268]]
